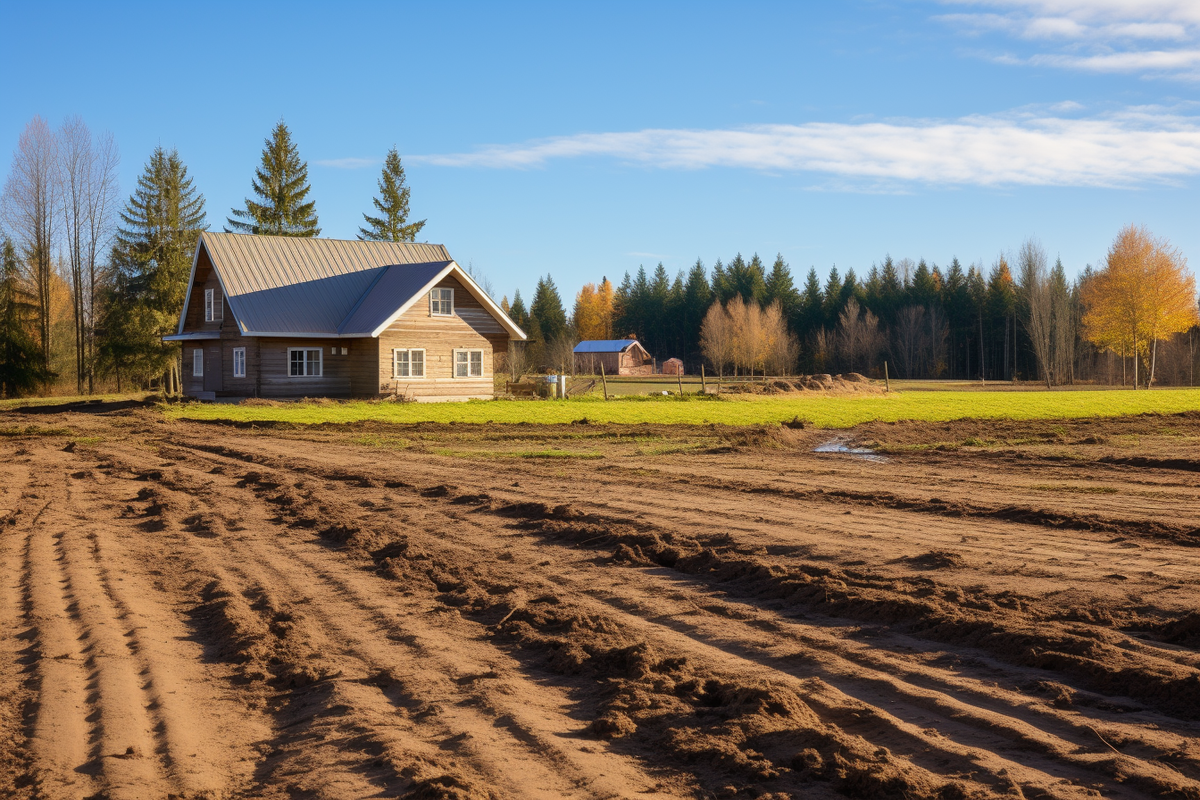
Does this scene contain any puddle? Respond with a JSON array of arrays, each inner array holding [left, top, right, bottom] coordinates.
[[814, 438, 888, 462]]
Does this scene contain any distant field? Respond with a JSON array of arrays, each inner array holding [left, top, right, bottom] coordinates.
[[165, 387, 1200, 428]]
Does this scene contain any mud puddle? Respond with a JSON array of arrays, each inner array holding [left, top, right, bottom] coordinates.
[[814, 438, 887, 462]]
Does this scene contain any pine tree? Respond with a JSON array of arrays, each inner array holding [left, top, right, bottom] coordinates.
[[227, 121, 320, 237], [113, 147, 208, 315], [508, 290, 528, 329], [359, 147, 426, 242], [764, 254, 800, 323], [0, 237, 48, 397], [530, 275, 567, 343]]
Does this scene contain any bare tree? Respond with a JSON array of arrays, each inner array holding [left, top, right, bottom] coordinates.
[[837, 297, 882, 374], [699, 301, 734, 377], [762, 300, 798, 375], [57, 119, 120, 394], [891, 305, 924, 378], [1050, 259, 1075, 385], [547, 334, 578, 377], [1018, 238, 1053, 388], [84, 132, 119, 393], [927, 304, 949, 377], [2, 116, 59, 383]]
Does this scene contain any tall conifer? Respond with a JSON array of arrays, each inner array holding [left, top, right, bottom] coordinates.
[[359, 148, 426, 242], [0, 237, 47, 396], [227, 121, 320, 236]]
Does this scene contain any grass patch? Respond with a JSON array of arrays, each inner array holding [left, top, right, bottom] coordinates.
[[432, 447, 603, 460], [72, 436, 104, 447], [351, 434, 412, 450], [0, 392, 154, 410], [164, 388, 1200, 428], [0, 425, 74, 437], [1028, 484, 1119, 494]]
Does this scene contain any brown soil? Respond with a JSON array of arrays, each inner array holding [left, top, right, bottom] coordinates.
[[2, 407, 1200, 798]]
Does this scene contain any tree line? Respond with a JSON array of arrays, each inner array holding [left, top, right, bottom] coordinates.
[[502, 235, 1199, 387], [0, 117, 426, 397], [4, 113, 1197, 398]]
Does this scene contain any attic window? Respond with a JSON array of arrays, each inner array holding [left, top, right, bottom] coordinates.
[[430, 288, 453, 316], [204, 288, 223, 322]]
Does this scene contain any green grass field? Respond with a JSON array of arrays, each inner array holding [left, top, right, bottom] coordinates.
[[162, 388, 1200, 429]]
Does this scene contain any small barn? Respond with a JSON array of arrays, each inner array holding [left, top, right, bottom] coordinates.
[[573, 339, 655, 376], [164, 232, 526, 401], [661, 358, 684, 376]]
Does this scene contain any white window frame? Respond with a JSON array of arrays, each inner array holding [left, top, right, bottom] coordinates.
[[287, 347, 323, 377], [232, 347, 246, 378], [192, 349, 204, 377], [430, 287, 454, 316], [453, 348, 484, 379], [204, 288, 223, 322], [392, 348, 426, 379]]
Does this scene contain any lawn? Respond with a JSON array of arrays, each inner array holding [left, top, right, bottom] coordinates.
[[164, 388, 1200, 428]]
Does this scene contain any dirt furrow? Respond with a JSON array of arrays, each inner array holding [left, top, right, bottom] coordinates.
[[145, 437, 1000, 798], [99, 442, 687, 799], [0, 460, 34, 799], [166, 432, 1200, 797]]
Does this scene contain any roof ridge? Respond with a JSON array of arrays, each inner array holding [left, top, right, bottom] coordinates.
[[202, 231, 448, 250]]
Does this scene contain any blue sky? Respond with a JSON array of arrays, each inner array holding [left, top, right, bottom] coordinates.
[[3, 0, 1198, 303]]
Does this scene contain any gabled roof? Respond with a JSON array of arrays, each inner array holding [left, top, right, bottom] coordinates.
[[574, 339, 645, 354], [172, 232, 525, 340]]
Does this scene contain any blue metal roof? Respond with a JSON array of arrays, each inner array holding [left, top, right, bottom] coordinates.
[[573, 339, 640, 354]]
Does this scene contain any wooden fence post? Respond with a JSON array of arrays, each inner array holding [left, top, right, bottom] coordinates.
[[700, 364, 707, 395], [884, 361, 890, 393], [677, 370, 684, 396], [600, 363, 609, 401]]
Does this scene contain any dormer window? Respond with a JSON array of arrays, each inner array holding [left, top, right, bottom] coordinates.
[[205, 288, 223, 322], [430, 287, 453, 316]]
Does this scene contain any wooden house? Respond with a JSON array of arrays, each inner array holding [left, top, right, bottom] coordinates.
[[572, 339, 655, 376], [661, 358, 684, 376], [164, 233, 526, 401]]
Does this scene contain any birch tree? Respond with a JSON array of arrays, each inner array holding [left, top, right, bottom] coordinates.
[[1018, 238, 1053, 388], [58, 117, 119, 392], [1, 116, 59, 384]]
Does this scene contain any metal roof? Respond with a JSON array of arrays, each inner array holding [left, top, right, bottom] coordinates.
[[338, 261, 452, 335], [573, 339, 643, 354], [175, 233, 525, 340], [194, 232, 452, 336]]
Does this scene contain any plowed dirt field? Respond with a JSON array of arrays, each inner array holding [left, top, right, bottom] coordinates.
[[2, 404, 1199, 799]]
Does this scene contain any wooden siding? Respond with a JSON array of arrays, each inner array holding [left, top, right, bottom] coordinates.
[[183, 248, 229, 333], [178, 266, 513, 401], [376, 275, 506, 399]]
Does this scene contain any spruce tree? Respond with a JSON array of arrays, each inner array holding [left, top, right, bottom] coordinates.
[[508, 290, 528, 329], [0, 237, 48, 397], [106, 147, 209, 389], [530, 275, 567, 343], [764, 254, 800, 322], [113, 147, 208, 316], [227, 121, 320, 237], [359, 147, 426, 242]]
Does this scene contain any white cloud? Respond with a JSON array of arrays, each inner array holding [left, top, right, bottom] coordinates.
[[413, 110, 1200, 189], [939, 0, 1200, 78], [1029, 49, 1200, 72], [314, 157, 378, 169]]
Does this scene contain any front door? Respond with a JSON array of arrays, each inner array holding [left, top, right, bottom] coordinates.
[[204, 344, 223, 392]]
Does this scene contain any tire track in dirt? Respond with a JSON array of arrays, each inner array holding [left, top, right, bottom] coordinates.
[[0, 458, 35, 799], [129, 439, 995, 798], [98, 443, 689, 799], [171, 432, 1200, 798], [62, 465, 265, 798], [155, 435, 1200, 799]]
